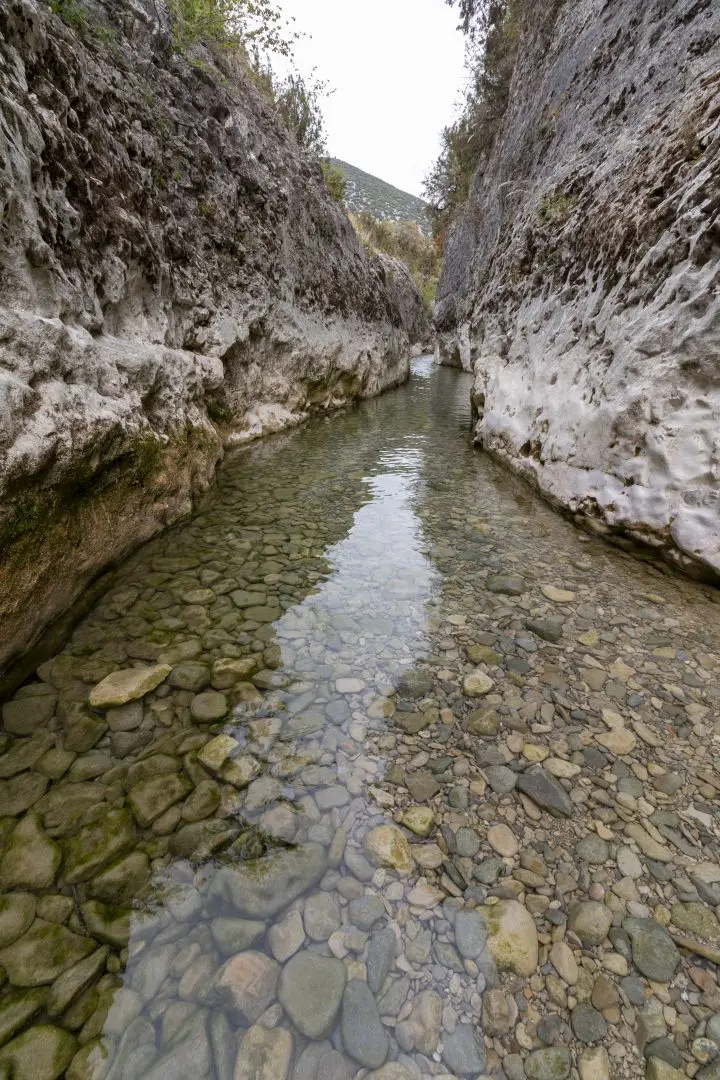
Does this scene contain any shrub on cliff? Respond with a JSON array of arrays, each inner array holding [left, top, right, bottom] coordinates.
[[351, 212, 441, 313]]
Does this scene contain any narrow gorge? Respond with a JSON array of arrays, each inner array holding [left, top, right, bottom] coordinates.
[[0, 3, 718, 1080]]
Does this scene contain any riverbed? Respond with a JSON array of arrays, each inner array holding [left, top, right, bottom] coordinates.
[[0, 357, 719, 1080]]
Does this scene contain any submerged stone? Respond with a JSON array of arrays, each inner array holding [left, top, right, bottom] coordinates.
[[61, 809, 136, 884], [278, 951, 346, 1038], [88, 665, 171, 708], [206, 842, 327, 919]]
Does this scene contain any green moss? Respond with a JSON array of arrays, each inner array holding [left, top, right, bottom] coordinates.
[[538, 192, 578, 224]]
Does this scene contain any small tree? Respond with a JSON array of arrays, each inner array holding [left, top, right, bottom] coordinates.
[[322, 162, 348, 203]]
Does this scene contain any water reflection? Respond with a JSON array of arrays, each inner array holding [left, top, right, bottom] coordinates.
[[0, 358, 717, 1079]]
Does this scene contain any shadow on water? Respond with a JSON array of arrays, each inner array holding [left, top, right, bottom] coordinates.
[[0, 357, 718, 1078]]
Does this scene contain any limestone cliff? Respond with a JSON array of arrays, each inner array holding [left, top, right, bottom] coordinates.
[[0, 0, 420, 677], [436, 0, 720, 580]]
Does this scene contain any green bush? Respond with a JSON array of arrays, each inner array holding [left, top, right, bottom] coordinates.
[[167, 0, 297, 57], [322, 162, 348, 203], [351, 212, 441, 314]]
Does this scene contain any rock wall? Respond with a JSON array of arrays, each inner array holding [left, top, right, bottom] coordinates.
[[0, 0, 418, 678], [436, 0, 720, 581]]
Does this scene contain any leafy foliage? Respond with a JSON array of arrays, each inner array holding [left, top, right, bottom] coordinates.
[[351, 212, 441, 313], [321, 162, 348, 203], [424, 0, 521, 240], [273, 72, 330, 156], [167, 0, 298, 57]]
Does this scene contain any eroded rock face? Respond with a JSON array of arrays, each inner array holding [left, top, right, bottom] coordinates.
[[0, 0, 416, 678], [435, 0, 720, 581]]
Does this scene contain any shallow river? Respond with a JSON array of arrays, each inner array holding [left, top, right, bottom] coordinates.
[[0, 358, 719, 1080]]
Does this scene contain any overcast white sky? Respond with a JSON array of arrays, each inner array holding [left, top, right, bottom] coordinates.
[[275, 0, 467, 197]]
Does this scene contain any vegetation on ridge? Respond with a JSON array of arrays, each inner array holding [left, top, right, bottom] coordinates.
[[351, 212, 440, 315]]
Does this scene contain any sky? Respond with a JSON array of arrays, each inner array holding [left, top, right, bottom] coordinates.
[[274, 0, 468, 197]]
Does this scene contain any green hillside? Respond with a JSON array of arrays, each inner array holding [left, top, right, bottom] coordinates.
[[330, 159, 431, 235]]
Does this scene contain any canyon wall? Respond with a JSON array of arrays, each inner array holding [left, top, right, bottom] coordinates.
[[0, 0, 421, 678], [436, 0, 720, 580]]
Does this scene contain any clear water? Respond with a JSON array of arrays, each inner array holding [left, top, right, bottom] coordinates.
[[0, 357, 718, 1080]]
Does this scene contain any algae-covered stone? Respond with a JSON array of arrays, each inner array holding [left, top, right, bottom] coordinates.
[[196, 734, 239, 773], [0, 894, 37, 949], [0, 734, 53, 779], [623, 917, 680, 982], [463, 671, 495, 697], [0, 773, 48, 817], [480, 899, 539, 977], [525, 1047, 572, 1079], [0, 1024, 76, 1080], [401, 806, 434, 837], [0, 920, 94, 986], [210, 918, 265, 956], [671, 901, 720, 941], [80, 901, 131, 948], [47, 947, 109, 1016], [66, 1039, 111, 1080], [127, 773, 192, 827], [364, 825, 414, 874], [0, 813, 61, 890], [88, 665, 171, 708], [206, 842, 326, 919], [88, 851, 150, 905], [190, 692, 228, 722], [0, 988, 47, 1049], [61, 809, 135, 884], [2, 691, 56, 736]]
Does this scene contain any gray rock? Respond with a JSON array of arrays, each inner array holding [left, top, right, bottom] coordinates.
[[278, 952, 346, 1039], [367, 928, 396, 993], [571, 1003, 607, 1044], [441, 1022, 485, 1076], [623, 917, 680, 982], [483, 766, 517, 794], [568, 901, 613, 946], [454, 910, 488, 959], [405, 770, 441, 802], [303, 892, 341, 941], [342, 979, 388, 1068], [474, 856, 503, 884], [348, 895, 386, 930], [207, 842, 327, 919], [575, 835, 609, 865], [455, 827, 481, 857], [517, 767, 573, 817], [210, 918, 266, 956]]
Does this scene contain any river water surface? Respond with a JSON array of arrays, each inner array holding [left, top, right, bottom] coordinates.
[[0, 358, 719, 1080]]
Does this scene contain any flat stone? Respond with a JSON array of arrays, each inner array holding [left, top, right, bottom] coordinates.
[[81, 900, 130, 948], [364, 825, 413, 873], [517, 767, 573, 817], [645, 1061, 687, 1080], [61, 809, 135, 884], [2, 691, 56, 736], [348, 895, 386, 930], [486, 574, 525, 595], [211, 951, 279, 1022], [0, 989, 47, 1049], [127, 773, 192, 827], [210, 918, 265, 956], [396, 988, 442, 1054], [394, 712, 433, 734], [0, 734, 53, 779], [542, 585, 575, 603], [671, 902, 720, 941], [404, 770, 440, 802], [47, 946, 109, 1017], [623, 917, 680, 982], [568, 902, 613, 946], [89, 851, 150, 905], [267, 909, 305, 962], [0, 1024, 76, 1079], [167, 663, 211, 691], [442, 1022, 485, 1076], [571, 1003, 607, 1043], [455, 909, 487, 959], [0, 895, 36, 949], [88, 665, 170, 707], [464, 708, 499, 736], [455, 827, 481, 857], [550, 941, 578, 985], [480, 899, 539, 976], [463, 671, 495, 696], [367, 927, 396, 992], [0, 920, 94, 986], [336, 678, 365, 694], [304, 892, 341, 941], [0, 814, 60, 890], [625, 822, 674, 863], [190, 692, 228, 722], [596, 728, 637, 756], [578, 1046, 611, 1080], [488, 823, 519, 857], [206, 842, 327, 919], [576, 835, 609, 865], [525, 1047, 572, 1079], [484, 765, 517, 793], [0, 773, 48, 817], [617, 846, 644, 879], [342, 979, 388, 1068], [279, 951, 346, 1038], [234, 1025, 292, 1080], [401, 806, 434, 837], [105, 701, 143, 731]]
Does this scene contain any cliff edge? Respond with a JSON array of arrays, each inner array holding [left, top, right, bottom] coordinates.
[[0, 0, 419, 678], [436, 0, 720, 580]]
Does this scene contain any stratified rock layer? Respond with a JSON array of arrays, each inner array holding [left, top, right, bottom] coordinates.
[[435, 0, 720, 580], [0, 0, 417, 677]]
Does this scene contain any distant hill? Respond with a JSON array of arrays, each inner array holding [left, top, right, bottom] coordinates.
[[330, 159, 431, 235]]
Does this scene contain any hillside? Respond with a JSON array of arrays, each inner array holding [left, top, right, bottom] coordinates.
[[330, 158, 432, 235]]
